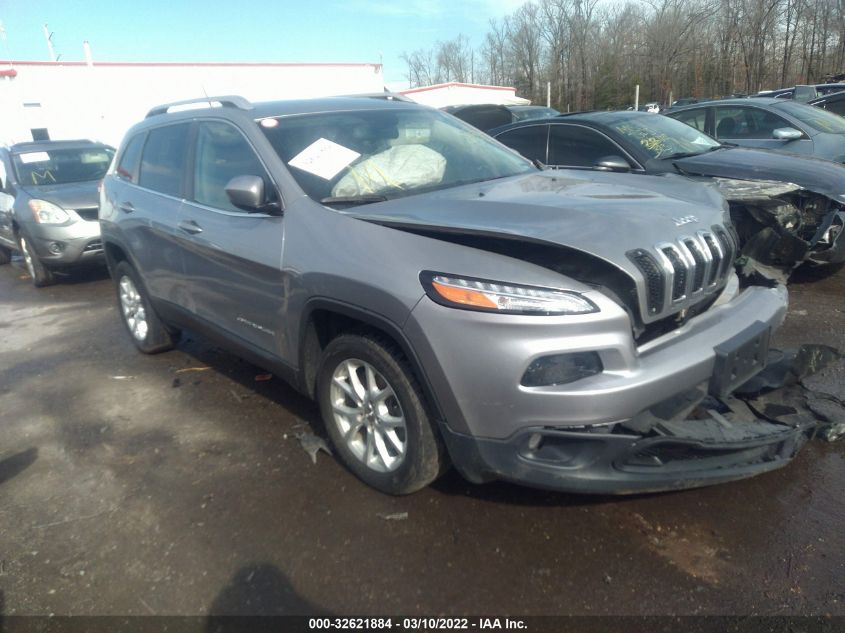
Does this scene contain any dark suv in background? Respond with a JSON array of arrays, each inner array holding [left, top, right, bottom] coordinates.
[[100, 95, 805, 496], [0, 140, 114, 286]]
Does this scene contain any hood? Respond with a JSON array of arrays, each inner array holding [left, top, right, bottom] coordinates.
[[20, 180, 100, 210], [674, 146, 845, 196], [349, 171, 728, 266]]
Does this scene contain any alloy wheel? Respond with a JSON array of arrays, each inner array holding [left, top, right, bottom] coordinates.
[[329, 358, 408, 472], [118, 275, 149, 341]]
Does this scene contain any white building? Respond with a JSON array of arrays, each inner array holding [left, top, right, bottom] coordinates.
[[400, 82, 530, 108], [0, 60, 385, 147]]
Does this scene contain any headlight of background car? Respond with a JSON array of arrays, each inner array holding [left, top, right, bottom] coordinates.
[[421, 272, 598, 315], [28, 199, 71, 225]]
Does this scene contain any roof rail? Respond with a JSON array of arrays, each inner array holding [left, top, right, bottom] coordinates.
[[146, 95, 253, 118]]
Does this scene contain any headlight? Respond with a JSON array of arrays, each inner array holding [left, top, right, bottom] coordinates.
[[421, 272, 598, 315], [28, 199, 71, 224]]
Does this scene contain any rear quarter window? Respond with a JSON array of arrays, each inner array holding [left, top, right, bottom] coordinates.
[[672, 109, 707, 132], [116, 133, 145, 183]]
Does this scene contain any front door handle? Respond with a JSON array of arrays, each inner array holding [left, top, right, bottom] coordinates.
[[177, 219, 203, 235], [118, 202, 135, 214]]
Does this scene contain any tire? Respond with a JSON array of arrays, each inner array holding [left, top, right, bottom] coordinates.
[[113, 260, 178, 354], [316, 334, 446, 495], [0, 245, 10, 265], [18, 235, 54, 287]]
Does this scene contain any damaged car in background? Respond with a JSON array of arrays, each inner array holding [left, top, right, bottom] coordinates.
[[489, 111, 845, 280], [102, 95, 828, 496]]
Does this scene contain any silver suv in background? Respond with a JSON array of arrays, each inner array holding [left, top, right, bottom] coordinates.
[[0, 140, 114, 286], [101, 95, 806, 495]]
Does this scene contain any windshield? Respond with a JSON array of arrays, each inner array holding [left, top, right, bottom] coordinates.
[[258, 107, 534, 202], [772, 101, 845, 133], [606, 113, 721, 159], [12, 146, 114, 186]]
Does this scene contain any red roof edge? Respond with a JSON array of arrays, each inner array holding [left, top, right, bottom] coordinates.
[[400, 81, 516, 95]]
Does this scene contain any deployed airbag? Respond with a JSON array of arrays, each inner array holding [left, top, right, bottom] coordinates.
[[332, 145, 446, 197]]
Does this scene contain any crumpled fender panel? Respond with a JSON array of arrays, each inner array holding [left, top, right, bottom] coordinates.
[[710, 178, 845, 278]]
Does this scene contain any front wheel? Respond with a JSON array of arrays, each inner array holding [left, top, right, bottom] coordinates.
[[114, 261, 178, 354], [316, 334, 446, 495], [18, 235, 54, 286]]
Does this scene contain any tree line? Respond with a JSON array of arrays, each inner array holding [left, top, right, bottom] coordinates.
[[401, 0, 845, 110]]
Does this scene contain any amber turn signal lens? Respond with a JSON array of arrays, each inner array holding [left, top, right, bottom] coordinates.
[[431, 280, 499, 309]]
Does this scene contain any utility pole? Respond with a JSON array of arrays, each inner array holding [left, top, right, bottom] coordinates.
[[42, 24, 57, 62]]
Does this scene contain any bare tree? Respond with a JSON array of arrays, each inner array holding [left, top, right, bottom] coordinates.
[[401, 0, 845, 107]]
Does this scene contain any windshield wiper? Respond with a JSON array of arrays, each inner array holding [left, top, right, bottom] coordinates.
[[320, 194, 388, 207]]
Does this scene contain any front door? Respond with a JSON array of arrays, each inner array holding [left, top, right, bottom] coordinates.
[[713, 106, 814, 155], [177, 120, 287, 355]]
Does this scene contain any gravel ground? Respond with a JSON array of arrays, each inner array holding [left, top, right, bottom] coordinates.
[[0, 260, 843, 617]]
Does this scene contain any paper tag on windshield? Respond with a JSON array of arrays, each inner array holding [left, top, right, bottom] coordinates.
[[19, 152, 50, 164], [288, 138, 360, 180]]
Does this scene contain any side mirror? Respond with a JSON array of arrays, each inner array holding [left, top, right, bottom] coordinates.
[[225, 175, 276, 213], [772, 127, 803, 141], [594, 156, 631, 172]]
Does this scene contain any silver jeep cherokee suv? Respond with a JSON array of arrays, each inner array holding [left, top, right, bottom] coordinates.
[[100, 95, 805, 495]]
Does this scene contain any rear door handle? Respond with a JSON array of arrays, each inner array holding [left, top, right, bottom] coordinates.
[[177, 219, 203, 235], [118, 202, 135, 214]]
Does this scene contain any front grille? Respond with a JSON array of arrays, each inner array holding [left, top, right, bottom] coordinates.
[[713, 227, 735, 278], [702, 234, 723, 285], [628, 226, 734, 322], [662, 246, 687, 301], [684, 239, 707, 292], [628, 249, 664, 316]]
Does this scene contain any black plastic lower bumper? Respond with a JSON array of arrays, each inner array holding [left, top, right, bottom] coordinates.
[[808, 212, 845, 265], [442, 418, 812, 495]]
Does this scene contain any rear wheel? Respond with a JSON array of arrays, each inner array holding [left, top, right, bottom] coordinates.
[[18, 235, 54, 287], [114, 260, 178, 353], [316, 334, 445, 495]]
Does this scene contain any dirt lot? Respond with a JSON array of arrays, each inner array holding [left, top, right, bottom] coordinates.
[[0, 260, 843, 617]]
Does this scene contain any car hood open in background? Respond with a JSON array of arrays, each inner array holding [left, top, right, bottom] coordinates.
[[673, 147, 845, 275], [674, 146, 845, 196]]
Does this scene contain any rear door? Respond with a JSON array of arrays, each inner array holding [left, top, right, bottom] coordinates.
[[113, 124, 191, 302], [178, 119, 286, 353]]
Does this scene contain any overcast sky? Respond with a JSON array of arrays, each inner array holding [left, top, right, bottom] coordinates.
[[0, 0, 528, 88]]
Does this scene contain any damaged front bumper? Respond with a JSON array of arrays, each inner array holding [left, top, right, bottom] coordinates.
[[442, 390, 814, 495]]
